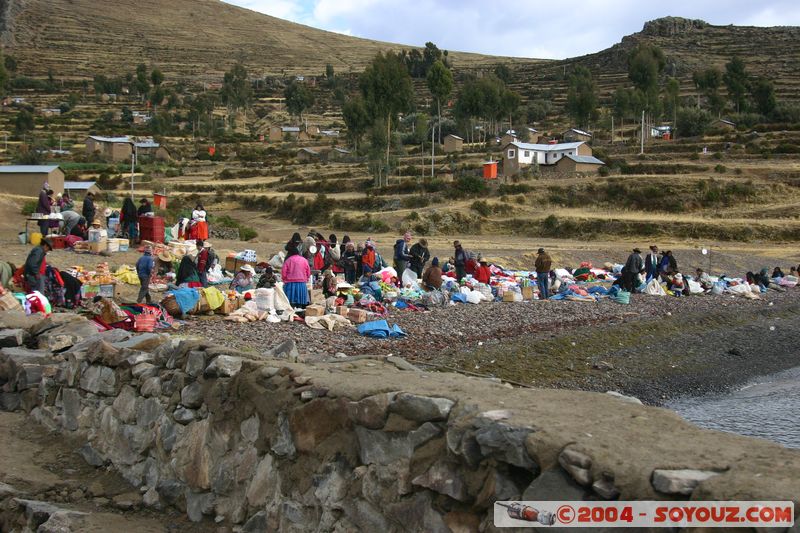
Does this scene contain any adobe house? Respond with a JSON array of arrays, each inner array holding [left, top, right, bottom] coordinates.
[[269, 126, 301, 142], [0, 165, 65, 196], [502, 141, 593, 176], [500, 133, 517, 147], [443, 134, 464, 153], [135, 139, 171, 161], [553, 154, 606, 175], [64, 180, 102, 198], [296, 148, 320, 163], [712, 119, 736, 131], [85, 135, 133, 162], [525, 127, 542, 144], [562, 128, 593, 143]]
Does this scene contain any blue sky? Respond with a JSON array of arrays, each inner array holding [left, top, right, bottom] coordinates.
[[223, 0, 800, 59]]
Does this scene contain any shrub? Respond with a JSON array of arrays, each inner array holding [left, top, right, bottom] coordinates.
[[471, 200, 492, 217], [598, 165, 610, 177], [714, 164, 727, 173], [21, 200, 37, 216], [677, 107, 712, 137]]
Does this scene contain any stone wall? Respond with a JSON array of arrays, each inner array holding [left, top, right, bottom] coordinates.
[[1, 311, 799, 531]]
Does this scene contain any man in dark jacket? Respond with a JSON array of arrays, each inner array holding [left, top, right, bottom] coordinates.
[[82, 192, 96, 223], [136, 246, 155, 304], [622, 248, 644, 292], [534, 247, 553, 299], [645, 245, 660, 282], [393, 232, 413, 274], [409, 238, 430, 277], [24, 239, 52, 293], [138, 198, 152, 216], [195, 240, 210, 287], [36, 187, 52, 235], [453, 241, 468, 282]]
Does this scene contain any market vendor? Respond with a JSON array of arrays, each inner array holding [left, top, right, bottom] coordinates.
[[474, 259, 491, 284], [453, 241, 467, 282], [23, 238, 52, 293], [322, 269, 338, 298], [342, 242, 357, 284], [409, 238, 430, 277], [36, 186, 53, 236], [422, 257, 443, 290], [174, 255, 202, 289], [230, 265, 255, 293], [281, 248, 311, 308], [157, 250, 175, 276], [138, 198, 152, 216], [119, 197, 139, 241], [190, 204, 209, 240], [256, 264, 277, 289]]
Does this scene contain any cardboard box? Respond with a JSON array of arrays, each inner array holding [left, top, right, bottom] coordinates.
[[88, 239, 108, 254], [336, 306, 349, 316], [88, 229, 108, 242], [347, 308, 367, 324], [522, 286, 534, 301], [502, 291, 516, 303], [304, 304, 325, 317], [224, 257, 257, 272], [81, 283, 120, 300], [0, 292, 21, 311]]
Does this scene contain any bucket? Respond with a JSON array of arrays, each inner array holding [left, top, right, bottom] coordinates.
[[153, 193, 167, 209], [107, 217, 119, 237], [17, 232, 26, 244], [30, 232, 43, 246]]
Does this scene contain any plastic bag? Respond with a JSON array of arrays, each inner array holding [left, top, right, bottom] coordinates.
[[401, 269, 421, 291], [612, 290, 631, 304], [644, 279, 666, 296]]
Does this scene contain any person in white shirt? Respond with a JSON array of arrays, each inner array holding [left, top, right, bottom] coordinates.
[[190, 204, 209, 240]]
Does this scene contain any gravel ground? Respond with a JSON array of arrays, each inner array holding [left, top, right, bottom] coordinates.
[[182, 289, 800, 405]]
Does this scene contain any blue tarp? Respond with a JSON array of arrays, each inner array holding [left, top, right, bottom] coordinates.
[[357, 320, 407, 338], [168, 287, 200, 313]]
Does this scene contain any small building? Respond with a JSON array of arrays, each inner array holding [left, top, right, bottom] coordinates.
[[500, 133, 517, 147], [651, 125, 672, 139], [135, 139, 171, 161], [320, 130, 340, 138], [86, 135, 133, 162], [38, 108, 62, 118], [329, 147, 351, 161], [712, 119, 736, 131], [64, 181, 101, 198], [562, 128, 593, 143], [296, 148, 320, 162], [443, 134, 464, 153], [306, 125, 321, 136], [132, 111, 152, 125], [0, 165, 65, 197], [525, 127, 542, 144], [269, 125, 301, 142], [483, 161, 498, 180], [553, 154, 605, 175], [503, 141, 593, 176]]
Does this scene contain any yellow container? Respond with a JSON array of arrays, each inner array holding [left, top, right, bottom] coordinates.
[[30, 232, 43, 246]]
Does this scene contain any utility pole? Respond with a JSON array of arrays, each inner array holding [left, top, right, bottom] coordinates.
[[431, 123, 435, 178], [640, 110, 645, 155], [611, 116, 614, 145], [130, 145, 137, 199]]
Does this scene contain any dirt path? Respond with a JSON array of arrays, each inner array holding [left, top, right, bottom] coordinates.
[[0, 412, 208, 532]]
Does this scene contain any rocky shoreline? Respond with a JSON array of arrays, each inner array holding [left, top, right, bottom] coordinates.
[[184, 290, 800, 406]]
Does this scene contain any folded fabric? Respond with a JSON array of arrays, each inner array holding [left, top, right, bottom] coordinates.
[[169, 287, 200, 313], [202, 287, 225, 310], [451, 293, 467, 303], [114, 265, 140, 285], [305, 314, 352, 331], [357, 319, 407, 338]]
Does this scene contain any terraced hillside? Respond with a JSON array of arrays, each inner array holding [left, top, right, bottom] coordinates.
[[0, 0, 540, 80]]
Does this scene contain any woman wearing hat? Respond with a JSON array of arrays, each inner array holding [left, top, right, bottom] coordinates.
[[281, 247, 311, 308], [474, 258, 492, 284], [157, 249, 175, 276], [175, 255, 202, 288], [230, 264, 255, 293]]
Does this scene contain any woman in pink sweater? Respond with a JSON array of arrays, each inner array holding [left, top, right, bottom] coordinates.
[[281, 248, 311, 308]]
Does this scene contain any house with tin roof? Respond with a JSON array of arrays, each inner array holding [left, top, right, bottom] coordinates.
[[503, 141, 602, 176], [0, 165, 65, 196]]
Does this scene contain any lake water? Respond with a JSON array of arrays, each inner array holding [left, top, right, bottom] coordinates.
[[667, 366, 800, 449]]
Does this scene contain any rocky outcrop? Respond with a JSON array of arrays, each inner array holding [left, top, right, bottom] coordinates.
[[1, 312, 799, 530]]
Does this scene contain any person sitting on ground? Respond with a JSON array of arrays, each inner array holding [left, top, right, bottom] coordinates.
[[281, 248, 311, 308], [474, 258, 492, 284], [791, 266, 798, 277], [659, 250, 678, 279], [138, 198, 152, 216], [69, 217, 88, 240], [322, 269, 338, 299], [24, 238, 52, 294], [695, 268, 714, 291], [754, 268, 771, 291], [361, 241, 377, 274], [157, 250, 175, 277], [573, 261, 593, 282], [256, 264, 277, 289], [230, 264, 255, 293], [772, 267, 785, 279], [175, 255, 202, 289], [668, 272, 685, 295], [409, 238, 430, 277], [422, 257, 443, 290]]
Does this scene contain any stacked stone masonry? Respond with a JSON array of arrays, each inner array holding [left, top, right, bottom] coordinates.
[[0, 311, 799, 531]]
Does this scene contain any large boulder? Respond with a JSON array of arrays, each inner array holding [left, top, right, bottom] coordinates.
[[37, 318, 99, 352], [0, 328, 28, 348]]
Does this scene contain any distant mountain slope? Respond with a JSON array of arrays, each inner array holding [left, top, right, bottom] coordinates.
[[0, 0, 541, 80]]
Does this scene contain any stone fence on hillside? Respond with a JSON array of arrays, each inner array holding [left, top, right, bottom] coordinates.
[[0, 312, 799, 531]]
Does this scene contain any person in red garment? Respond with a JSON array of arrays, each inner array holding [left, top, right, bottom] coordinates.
[[474, 258, 492, 284]]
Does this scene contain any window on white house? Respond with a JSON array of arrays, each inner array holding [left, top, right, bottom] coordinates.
[[508, 149, 515, 158], [524, 151, 530, 157]]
